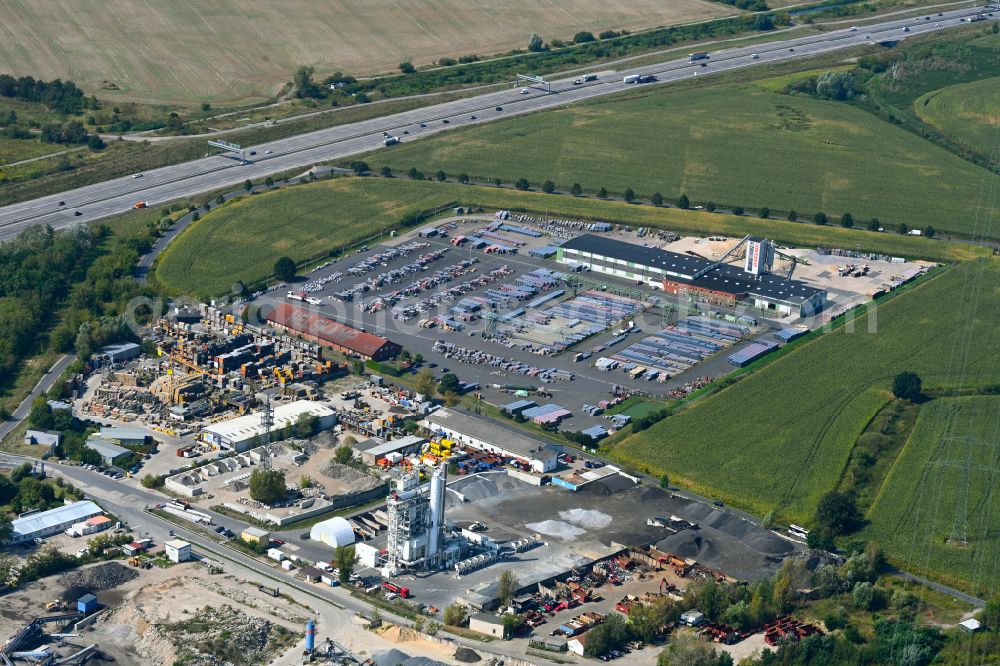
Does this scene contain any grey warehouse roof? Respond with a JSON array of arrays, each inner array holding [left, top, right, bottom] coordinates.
[[85, 437, 131, 460], [561, 234, 824, 305], [11, 500, 102, 539], [425, 409, 558, 462]]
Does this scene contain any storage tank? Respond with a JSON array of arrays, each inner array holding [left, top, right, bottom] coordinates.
[[309, 516, 357, 548], [306, 619, 316, 651], [428, 463, 447, 558]]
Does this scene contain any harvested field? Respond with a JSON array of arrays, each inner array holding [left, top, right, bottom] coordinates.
[[0, 0, 734, 106]]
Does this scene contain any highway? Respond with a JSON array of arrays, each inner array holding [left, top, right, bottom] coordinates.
[[0, 6, 994, 242]]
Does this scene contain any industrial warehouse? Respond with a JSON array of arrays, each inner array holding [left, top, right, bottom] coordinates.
[[264, 303, 402, 361], [557, 234, 828, 317]]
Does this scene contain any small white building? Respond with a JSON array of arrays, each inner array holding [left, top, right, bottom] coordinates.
[[24, 429, 60, 454], [165, 539, 192, 563], [309, 517, 356, 548], [681, 609, 705, 626], [567, 634, 587, 656], [960, 618, 981, 632], [469, 613, 507, 639]]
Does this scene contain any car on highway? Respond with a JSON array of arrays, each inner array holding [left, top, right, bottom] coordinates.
[[442, 119, 449, 124], [573, 78, 583, 85], [470, 115, 476, 119], [865, 33, 872, 38], [132, 173, 143, 178], [850, 26, 857, 31], [265, 149, 272, 154], [420, 123, 426, 127], [495, 106, 503, 111], [249, 150, 256, 155], [751, 53, 759, 59], [521, 88, 530, 94], [58, 201, 65, 206], [903, 26, 910, 31], [73, 210, 82, 216], [789, 47, 794, 51], [936, 22, 941, 26]]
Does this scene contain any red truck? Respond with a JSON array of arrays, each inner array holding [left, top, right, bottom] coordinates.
[[382, 581, 410, 598]]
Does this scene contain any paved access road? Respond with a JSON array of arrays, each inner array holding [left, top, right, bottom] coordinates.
[[0, 354, 73, 442], [0, 6, 993, 242]]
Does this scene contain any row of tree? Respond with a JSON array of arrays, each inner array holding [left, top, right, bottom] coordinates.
[[0, 74, 86, 114]]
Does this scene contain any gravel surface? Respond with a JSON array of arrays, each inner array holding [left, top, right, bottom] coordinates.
[[59, 562, 140, 596]]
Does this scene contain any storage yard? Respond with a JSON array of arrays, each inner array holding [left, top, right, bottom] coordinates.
[[248, 211, 931, 435]]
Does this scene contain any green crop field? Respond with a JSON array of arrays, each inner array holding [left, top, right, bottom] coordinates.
[[866, 396, 1000, 595], [155, 176, 987, 299], [916, 77, 1000, 155], [369, 76, 1000, 238], [154, 178, 447, 298], [612, 260, 1000, 523], [0, 0, 732, 106]]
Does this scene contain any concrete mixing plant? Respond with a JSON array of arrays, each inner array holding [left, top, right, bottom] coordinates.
[[383, 462, 456, 575]]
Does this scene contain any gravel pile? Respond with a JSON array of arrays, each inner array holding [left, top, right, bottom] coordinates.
[[321, 461, 382, 491], [60, 562, 139, 595]]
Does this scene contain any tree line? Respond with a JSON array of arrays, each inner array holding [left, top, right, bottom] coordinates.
[[0, 74, 85, 114]]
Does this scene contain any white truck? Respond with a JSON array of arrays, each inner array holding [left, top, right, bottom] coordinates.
[[623, 74, 640, 84]]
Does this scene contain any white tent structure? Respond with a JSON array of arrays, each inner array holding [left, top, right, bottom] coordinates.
[[310, 516, 356, 548]]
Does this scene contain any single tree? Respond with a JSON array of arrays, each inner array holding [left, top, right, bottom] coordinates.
[[868, 217, 881, 231], [248, 468, 287, 505], [892, 371, 922, 401], [659, 473, 670, 489], [299, 475, 313, 489], [898, 222, 909, 235], [265, 176, 274, 187], [815, 491, 861, 535], [515, 178, 530, 190], [840, 212, 854, 228], [813, 211, 828, 225], [624, 188, 635, 203], [528, 33, 545, 52], [542, 180, 556, 194], [705, 201, 717, 212], [677, 194, 690, 209], [216, 194, 225, 205], [498, 569, 519, 607], [273, 256, 297, 282], [351, 160, 369, 175], [788, 210, 798, 222], [924, 226, 935, 238], [598, 187, 608, 198], [759, 207, 770, 219], [335, 445, 355, 465], [458, 173, 469, 184], [732, 206, 744, 216], [415, 368, 437, 396], [334, 545, 358, 584], [438, 373, 461, 395], [443, 603, 467, 626], [573, 31, 596, 43], [244, 179, 253, 192], [296, 413, 319, 438], [399, 61, 416, 74], [651, 192, 663, 206], [381, 166, 393, 177], [570, 183, 583, 196]]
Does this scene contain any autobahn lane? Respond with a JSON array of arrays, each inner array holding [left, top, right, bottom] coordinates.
[[0, 6, 992, 241]]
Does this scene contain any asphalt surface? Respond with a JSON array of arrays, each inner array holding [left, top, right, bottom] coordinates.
[[0, 6, 994, 242]]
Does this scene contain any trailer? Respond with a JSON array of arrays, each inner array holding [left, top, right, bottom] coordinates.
[[689, 52, 709, 61], [622, 74, 640, 84]]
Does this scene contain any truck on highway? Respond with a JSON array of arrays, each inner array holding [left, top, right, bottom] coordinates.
[[383, 136, 399, 146], [286, 291, 306, 302], [582, 73, 598, 81], [133, 201, 147, 209], [688, 51, 709, 62], [623, 74, 641, 84]]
